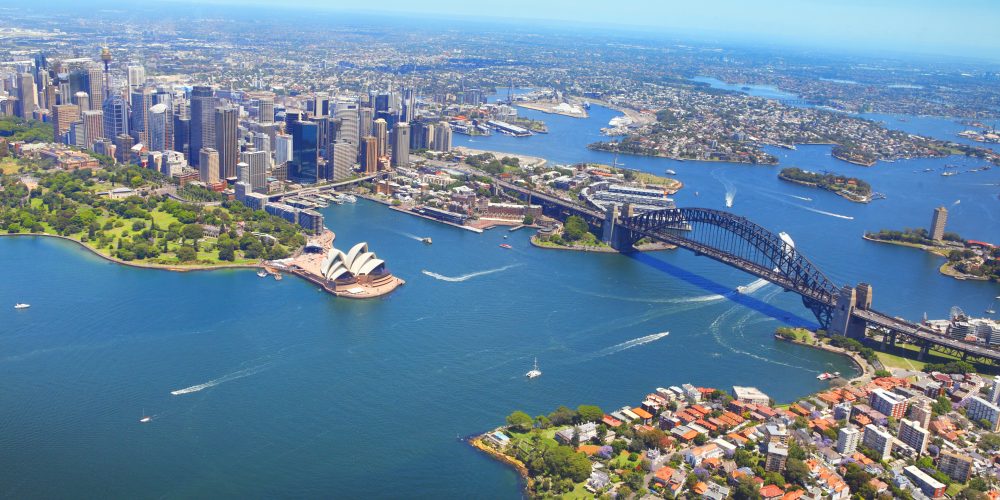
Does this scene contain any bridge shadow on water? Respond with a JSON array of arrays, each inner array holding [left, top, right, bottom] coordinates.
[[625, 252, 820, 330]]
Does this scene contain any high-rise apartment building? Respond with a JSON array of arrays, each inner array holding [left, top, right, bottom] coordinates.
[[836, 426, 860, 455], [241, 150, 269, 193], [862, 425, 893, 461], [52, 104, 80, 143], [274, 133, 293, 166], [433, 121, 452, 152], [82, 110, 104, 150], [966, 396, 1000, 432], [869, 389, 908, 419], [330, 140, 354, 182], [930, 206, 948, 241], [897, 419, 929, 455], [937, 451, 973, 483], [373, 118, 388, 159]]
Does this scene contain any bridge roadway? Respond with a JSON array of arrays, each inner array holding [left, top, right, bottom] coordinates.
[[493, 179, 604, 220], [853, 309, 1000, 363], [267, 174, 381, 202]]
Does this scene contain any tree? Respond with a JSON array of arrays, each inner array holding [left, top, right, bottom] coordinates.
[[577, 405, 604, 423], [784, 458, 809, 486], [733, 476, 762, 500], [563, 215, 589, 241], [176, 246, 197, 262], [874, 369, 891, 378], [693, 433, 708, 445], [218, 246, 235, 262], [522, 214, 534, 225], [181, 223, 204, 244], [506, 410, 533, 432], [548, 406, 578, 426], [932, 396, 952, 416]]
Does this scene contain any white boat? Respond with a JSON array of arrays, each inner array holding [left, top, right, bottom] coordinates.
[[665, 169, 677, 175], [257, 270, 268, 278], [343, 194, 357, 203], [421, 237, 433, 245], [525, 358, 542, 379], [14, 303, 30, 309], [139, 409, 151, 423]]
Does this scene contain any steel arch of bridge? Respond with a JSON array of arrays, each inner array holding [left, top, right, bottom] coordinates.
[[616, 207, 841, 328]]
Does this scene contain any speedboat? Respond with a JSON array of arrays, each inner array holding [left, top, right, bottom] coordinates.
[[14, 303, 30, 309], [500, 243, 512, 249], [140, 408, 152, 423], [257, 270, 268, 278], [525, 358, 542, 379], [665, 169, 677, 175], [422, 237, 432, 245]]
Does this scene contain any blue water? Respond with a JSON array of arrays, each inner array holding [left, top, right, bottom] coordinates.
[[3, 91, 1000, 497]]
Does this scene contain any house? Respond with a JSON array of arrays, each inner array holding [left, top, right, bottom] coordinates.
[[576, 422, 598, 442], [685, 443, 724, 466], [554, 428, 575, 444], [704, 482, 731, 500], [760, 484, 784, 500], [652, 466, 676, 486], [485, 431, 510, 448], [586, 470, 610, 492]]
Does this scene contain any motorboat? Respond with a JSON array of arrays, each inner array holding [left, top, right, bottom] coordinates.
[[14, 303, 30, 309], [422, 237, 433, 245], [525, 358, 542, 379], [257, 270, 268, 278], [665, 169, 677, 175], [500, 243, 512, 249]]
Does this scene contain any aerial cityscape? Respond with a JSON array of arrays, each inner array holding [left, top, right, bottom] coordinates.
[[1, 0, 1000, 498]]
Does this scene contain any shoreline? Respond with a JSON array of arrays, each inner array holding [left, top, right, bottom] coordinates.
[[586, 144, 777, 165], [773, 334, 872, 383], [0, 233, 262, 273], [861, 234, 989, 281], [529, 233, 677, 253]]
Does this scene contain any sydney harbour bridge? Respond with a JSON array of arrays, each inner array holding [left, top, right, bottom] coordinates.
[[495, 180, 1000, 364]]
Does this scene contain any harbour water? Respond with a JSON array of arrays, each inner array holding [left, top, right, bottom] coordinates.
[[2, 93, 1000, 497]]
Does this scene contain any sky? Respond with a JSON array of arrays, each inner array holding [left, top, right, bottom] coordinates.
[[146, 0, 1000, 61]]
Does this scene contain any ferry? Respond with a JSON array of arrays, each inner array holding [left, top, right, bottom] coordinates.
[[525, 358, 542, 379], [14, 303, 30, 309], [422, 237, 433, 245], [499, 243, 512, 249], [257, 270, 268, 278], [665, 169, 677, 175]]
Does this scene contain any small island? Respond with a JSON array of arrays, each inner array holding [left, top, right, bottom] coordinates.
[[778, 167, 873, 203]]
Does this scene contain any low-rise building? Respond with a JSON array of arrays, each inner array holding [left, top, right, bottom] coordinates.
[[732, 386, 771, 406], [903, 465, 945, 498]]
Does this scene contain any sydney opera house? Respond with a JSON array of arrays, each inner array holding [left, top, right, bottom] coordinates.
[[289, 231, 404, 298]]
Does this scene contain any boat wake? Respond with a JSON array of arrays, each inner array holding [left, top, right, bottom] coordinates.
[[397, 231, 425, 241], [786, 194, 813, 202], [737, 278, 770, 295], [421, 264, 521, 282], [712, 169, 737, 208], [595, 331, 670, 358], [795, 204, 854, 220], [170, 363, 273, 396]]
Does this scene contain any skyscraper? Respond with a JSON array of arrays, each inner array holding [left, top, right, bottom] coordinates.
[[274, 133, 293, 166], [256, 96, 274, 124], [930, 206, 948, 241], [358, 106, 373, 140], [290, 120, 319, 183], [252, 132, 270, 154], [126, 65, 145, 92], [360, 136, 378, 174], [188, 85, 214, 167], [152, 90, 174, 151], [86, 66, 104, 108], [330, 140, 354, 182], [434, 122, 452, 152], [199, 148, 220, 183], [373, 118, 388, 160], [52, 104, 80, 144], [102, 93, 129, 142], [391, 122, 410, 168], [114, 133, 134, 164], [147, 103, 168, 151], [130, 87, 154, 145], [72, 91, 89, 112], [214, 105, 239, 179], [82, 109, 104, 150], [335, 102, 359, 149], [16, 73, 36, 119], [241, 150, 269, 193]]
